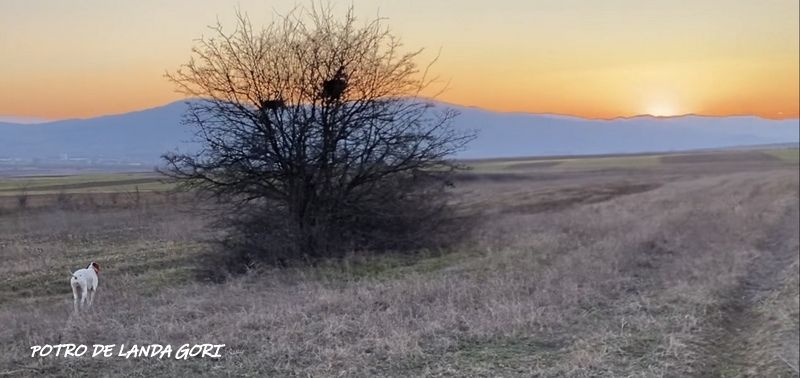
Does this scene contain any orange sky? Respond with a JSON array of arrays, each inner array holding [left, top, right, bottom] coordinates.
[[1, 0, 798, 120]]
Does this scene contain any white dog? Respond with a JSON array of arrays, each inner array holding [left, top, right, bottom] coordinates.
[[70, 262, 100, 313]]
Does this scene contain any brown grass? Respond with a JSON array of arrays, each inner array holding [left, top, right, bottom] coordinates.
[[0, 151, 798, 377], [660, 150, 780, 164]]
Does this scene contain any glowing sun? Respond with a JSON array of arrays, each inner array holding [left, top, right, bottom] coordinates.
[[645, 101, 680, 117]]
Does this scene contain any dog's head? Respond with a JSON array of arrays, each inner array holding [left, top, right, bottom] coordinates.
[[89, 262, 100, 274]]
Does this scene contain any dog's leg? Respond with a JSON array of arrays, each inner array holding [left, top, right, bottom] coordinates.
[[88, 288, 95, 309], [80, 286, 88, 310], [72, 283, 79, 313]]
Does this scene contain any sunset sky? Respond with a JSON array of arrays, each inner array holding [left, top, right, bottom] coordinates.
[[1, 0, 798, 120]]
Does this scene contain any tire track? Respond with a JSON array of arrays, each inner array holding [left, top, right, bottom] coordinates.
[[696, 202, 799, 377]]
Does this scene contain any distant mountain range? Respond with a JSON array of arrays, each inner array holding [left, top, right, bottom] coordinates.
[[0, 100, 798, 166], [0, 115, 51, 124]]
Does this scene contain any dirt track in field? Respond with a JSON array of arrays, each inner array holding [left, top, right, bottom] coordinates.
[[695, 202, 800, 377]]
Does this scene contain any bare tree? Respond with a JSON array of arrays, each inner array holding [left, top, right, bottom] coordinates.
[[162, 5, 474, 262]]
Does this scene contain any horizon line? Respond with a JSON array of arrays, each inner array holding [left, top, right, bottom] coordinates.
[[2, 98, 799, 125]]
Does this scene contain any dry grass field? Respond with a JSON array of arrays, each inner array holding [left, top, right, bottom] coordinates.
[[0, 173, 169, 196], [1, 148, 798, 377]]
